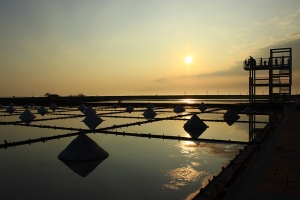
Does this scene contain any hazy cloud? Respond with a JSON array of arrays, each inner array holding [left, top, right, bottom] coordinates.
[[154, 78, 167, 83], [279, 19, 293, 27]]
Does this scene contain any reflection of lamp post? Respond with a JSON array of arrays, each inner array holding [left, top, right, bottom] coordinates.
[[263, 91, 264, 95]]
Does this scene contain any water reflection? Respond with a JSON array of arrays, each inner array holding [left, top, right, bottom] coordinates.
[[59, 159, 106, 177], [58, 134, 109, 177]]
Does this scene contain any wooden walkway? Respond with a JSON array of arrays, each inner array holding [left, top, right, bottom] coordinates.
[[257, 105, 300, 197]]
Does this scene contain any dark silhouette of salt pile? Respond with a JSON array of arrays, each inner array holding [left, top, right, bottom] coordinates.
[[223, 108, 240, 126], [183, 114, 208, 139]]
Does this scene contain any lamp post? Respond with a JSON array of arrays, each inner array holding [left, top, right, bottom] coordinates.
[[206, 91, 208, 95]]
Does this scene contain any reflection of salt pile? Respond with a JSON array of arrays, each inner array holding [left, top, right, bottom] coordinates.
[[173, 105, 185, 113], [125, 105, 134, 113], [78, 103, 86, 112], [38, 106, 48, 116], [19, 109, 36, 123], [244, 106, 253, 115], [83, 106, 96, 116], [223, 108, 240, 126], [6, 105, 15, 114], [183, 114, 207, 139], [58, 134, 109, 161], [198, 102, 208, 112], [50, 103, 58, 111], [146, 103, 155, 109], [58, 134, 109, 177], [143, 108, 157, 118], [112, 104, 119, 109], [83, 112, 103, 130]]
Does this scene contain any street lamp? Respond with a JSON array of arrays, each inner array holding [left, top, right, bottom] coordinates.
[[218, 91, 219, 95], [206, 91, 208, 95]]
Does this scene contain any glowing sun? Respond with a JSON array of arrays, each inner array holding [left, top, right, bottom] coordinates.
[[184, 56, 193, 65]]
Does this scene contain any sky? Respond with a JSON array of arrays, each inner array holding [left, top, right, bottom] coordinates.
[[1, 0, 300, 97]]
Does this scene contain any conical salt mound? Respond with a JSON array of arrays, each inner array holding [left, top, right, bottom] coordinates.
[[6, 105, 15, 114], [125, 105, 134, 113], [38, 106, 48, 116], [83, 106, 96, 116], [223, 108, 240, 126], [78, 103, 86, 112], [9, 102, 14, 106], [146, 103, 155, 109], [83, 112, 103, 130], [23, 104, 29, 109], [19, 109, 36, 122], [0, 104, 3, 109], [112, 104, 119, 109], [143, 108, 157, 118], [173, 105, 185, 113], [198, 102, 208, 112], [50, 103, 58, 111], [183, 114, 207, 139], [30, 103, 34, 108], [58, 134, 109, 161], [244, 106, 253, 115]]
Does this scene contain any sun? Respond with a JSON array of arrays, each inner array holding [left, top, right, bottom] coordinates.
[[184, 56, 193, 65]]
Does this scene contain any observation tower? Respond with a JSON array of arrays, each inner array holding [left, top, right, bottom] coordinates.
[[243, 48, 292, 103]]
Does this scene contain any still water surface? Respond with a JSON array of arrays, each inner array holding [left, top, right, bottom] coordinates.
[[0, 104, 268, 199]]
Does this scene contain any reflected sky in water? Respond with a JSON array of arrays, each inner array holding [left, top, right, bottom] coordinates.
[[0, 105, 268, 199]]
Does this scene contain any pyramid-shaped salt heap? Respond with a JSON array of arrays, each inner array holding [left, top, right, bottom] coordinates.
[[30, 103, 34, 108], [23, 104, 29, 109], [50, 103, 58, 111], [38, 106, 48, 116], [146, 103, 155, 109], [19, 109, 36, 122], [78, 103, 86, 112], [83, 112, 103, 130], [125, 105, 134, 113], [183, 114, 207, 139], [83, 106, 96, 116], [9, 102, 14, 106], [173, 105, 185, 113], [244, 106, 253, 115], [0, 104, 3, 109], [223, 108, 240, 126], [198, 102, 208, 112], [143, 108, 157, 118], [58, 133, 109, 161], [6, 105, 15, 114], [112, 104, 119, 109]]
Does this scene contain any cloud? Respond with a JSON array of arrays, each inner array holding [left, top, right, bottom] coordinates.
[[153, 78, 167, 83], [279, 19, 293, 27]]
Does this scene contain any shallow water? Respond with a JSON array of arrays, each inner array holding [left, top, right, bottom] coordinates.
[[0, 105, 269, 199]]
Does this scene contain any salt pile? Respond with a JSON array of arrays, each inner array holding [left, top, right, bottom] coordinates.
[[125, 105, 134, 113], [19, 109, 36, 122], [183, 114, 207, 139], [78, 103, 86, 112], [58, 134, 109, 161], [83, 112, 103, 130], [173, 105, 185, 113], [38, 106, 48, 116], [83, 106, 96, 116], [50, 103, 58, 111], [142, 108, 157, 118], [223, 108, 240, 126], [198, 102, 208, 112]]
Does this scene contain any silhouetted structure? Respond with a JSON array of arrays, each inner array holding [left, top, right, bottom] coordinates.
[[244, 48, 292, 103]]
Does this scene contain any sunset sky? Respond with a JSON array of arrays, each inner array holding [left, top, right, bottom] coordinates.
[[1, 0, 300, 97]]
